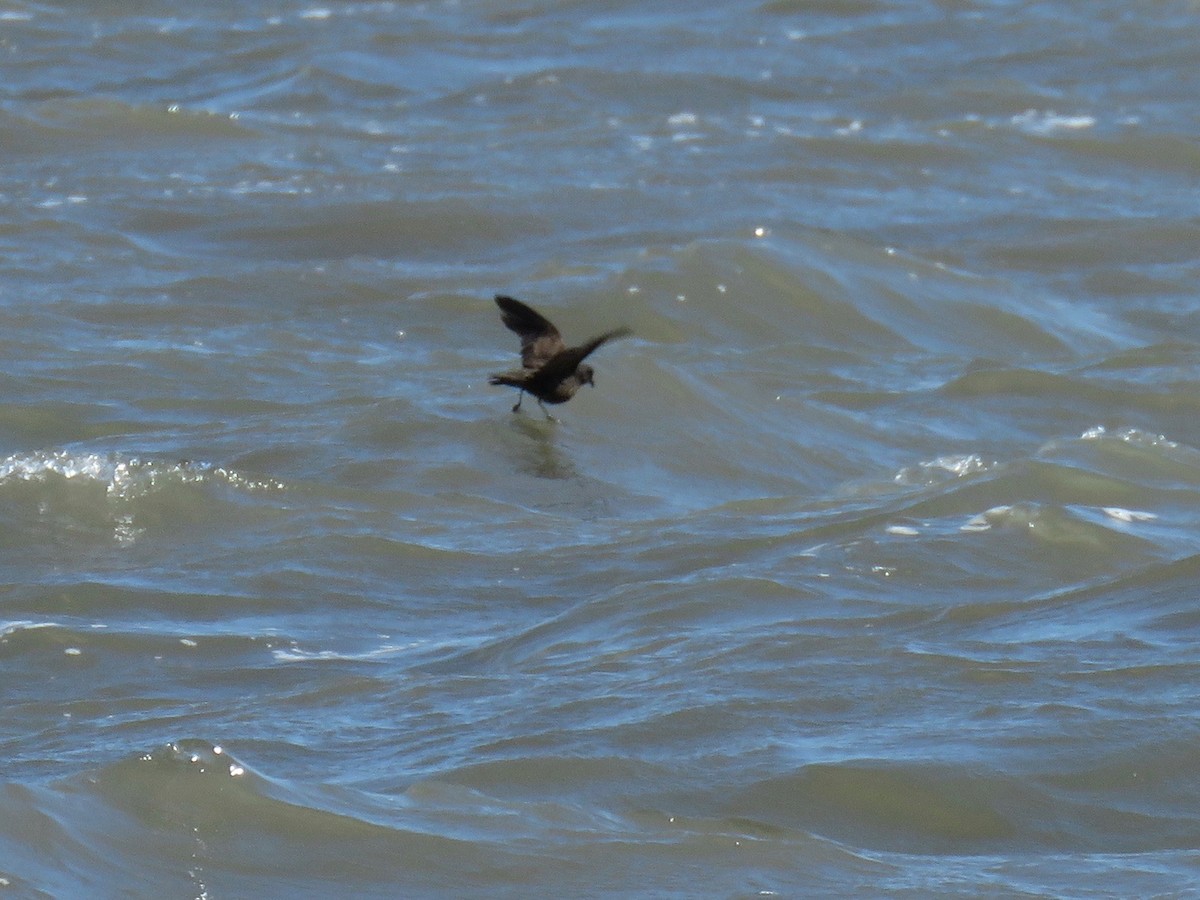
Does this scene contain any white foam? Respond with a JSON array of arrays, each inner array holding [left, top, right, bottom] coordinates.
[[0, 621, 61, 639], [1102, 507, 1158, 523], [961, 505, 1013, 533], [1011, 109, 1096, 135], [895, 453, 992, 485], [1079, 425, 1178, 449], [0, 450, 284, 494], [929, 454, 990, 477], [0, 451, 285, 546], [0, 449, 114, 482], [271, 641, 423, 662]]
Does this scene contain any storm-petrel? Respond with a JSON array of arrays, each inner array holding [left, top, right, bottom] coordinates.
[[488, 295, 631, 418]]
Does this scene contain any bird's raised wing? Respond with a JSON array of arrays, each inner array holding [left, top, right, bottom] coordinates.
[[495, 295, 565, 369], [537, 327, 632, 383]]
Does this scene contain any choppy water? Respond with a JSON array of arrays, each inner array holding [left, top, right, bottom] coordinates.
[[3, 1, 1200, 896]]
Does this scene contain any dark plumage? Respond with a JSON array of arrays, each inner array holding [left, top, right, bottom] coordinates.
[[488, 295, 631, 418]]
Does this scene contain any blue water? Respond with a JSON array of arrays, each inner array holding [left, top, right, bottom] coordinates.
[[3, 2, 1200, 896]]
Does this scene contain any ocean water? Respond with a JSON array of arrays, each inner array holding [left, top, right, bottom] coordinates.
[[3, 1, 1200, 896]]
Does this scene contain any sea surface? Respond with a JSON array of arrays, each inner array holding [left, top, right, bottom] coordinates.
[[3, 1, 1200, 896]]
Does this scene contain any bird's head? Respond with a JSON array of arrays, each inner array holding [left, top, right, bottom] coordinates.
[[578, 364, 596, 387]]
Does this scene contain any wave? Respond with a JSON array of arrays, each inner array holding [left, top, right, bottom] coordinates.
[[728, 751, 1200, 855], [0, 450, 284, 546], [0, 740, 505, 896], [2, 731, 1195, 896]]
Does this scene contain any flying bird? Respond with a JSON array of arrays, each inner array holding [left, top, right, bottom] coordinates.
[[488, 295, 631, 418]]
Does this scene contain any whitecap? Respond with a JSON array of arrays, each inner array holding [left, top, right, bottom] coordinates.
[[271, 641, 424, 662], [961, 505, 1013, 533], [0, 450, 285, 545], [0, 621, 61, 639], [1102, 507, 1158, 523], [894, 453, 992, 486], [1010, 109, 1096, 135]]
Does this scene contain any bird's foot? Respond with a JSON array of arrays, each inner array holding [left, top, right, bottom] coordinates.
[[537, 400, 558, 423]]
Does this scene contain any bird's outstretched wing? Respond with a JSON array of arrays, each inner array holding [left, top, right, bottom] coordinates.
[[495, 295, 565, 369], [537, 327, 633, 383]]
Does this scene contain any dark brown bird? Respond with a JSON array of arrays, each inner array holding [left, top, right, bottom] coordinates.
[[488, 295, 631, 418]]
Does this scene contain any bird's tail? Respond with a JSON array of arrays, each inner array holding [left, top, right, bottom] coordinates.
[[489, 373, 523, 388]]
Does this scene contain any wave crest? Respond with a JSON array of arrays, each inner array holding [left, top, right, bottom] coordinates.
[[0, 450, 284, 545]]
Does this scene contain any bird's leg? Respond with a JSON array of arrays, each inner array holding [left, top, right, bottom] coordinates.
[[512, 390, 523, 413], [537, 398, 557, 422]]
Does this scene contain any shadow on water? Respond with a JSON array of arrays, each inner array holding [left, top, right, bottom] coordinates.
[[506, 414, 577, 481]]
